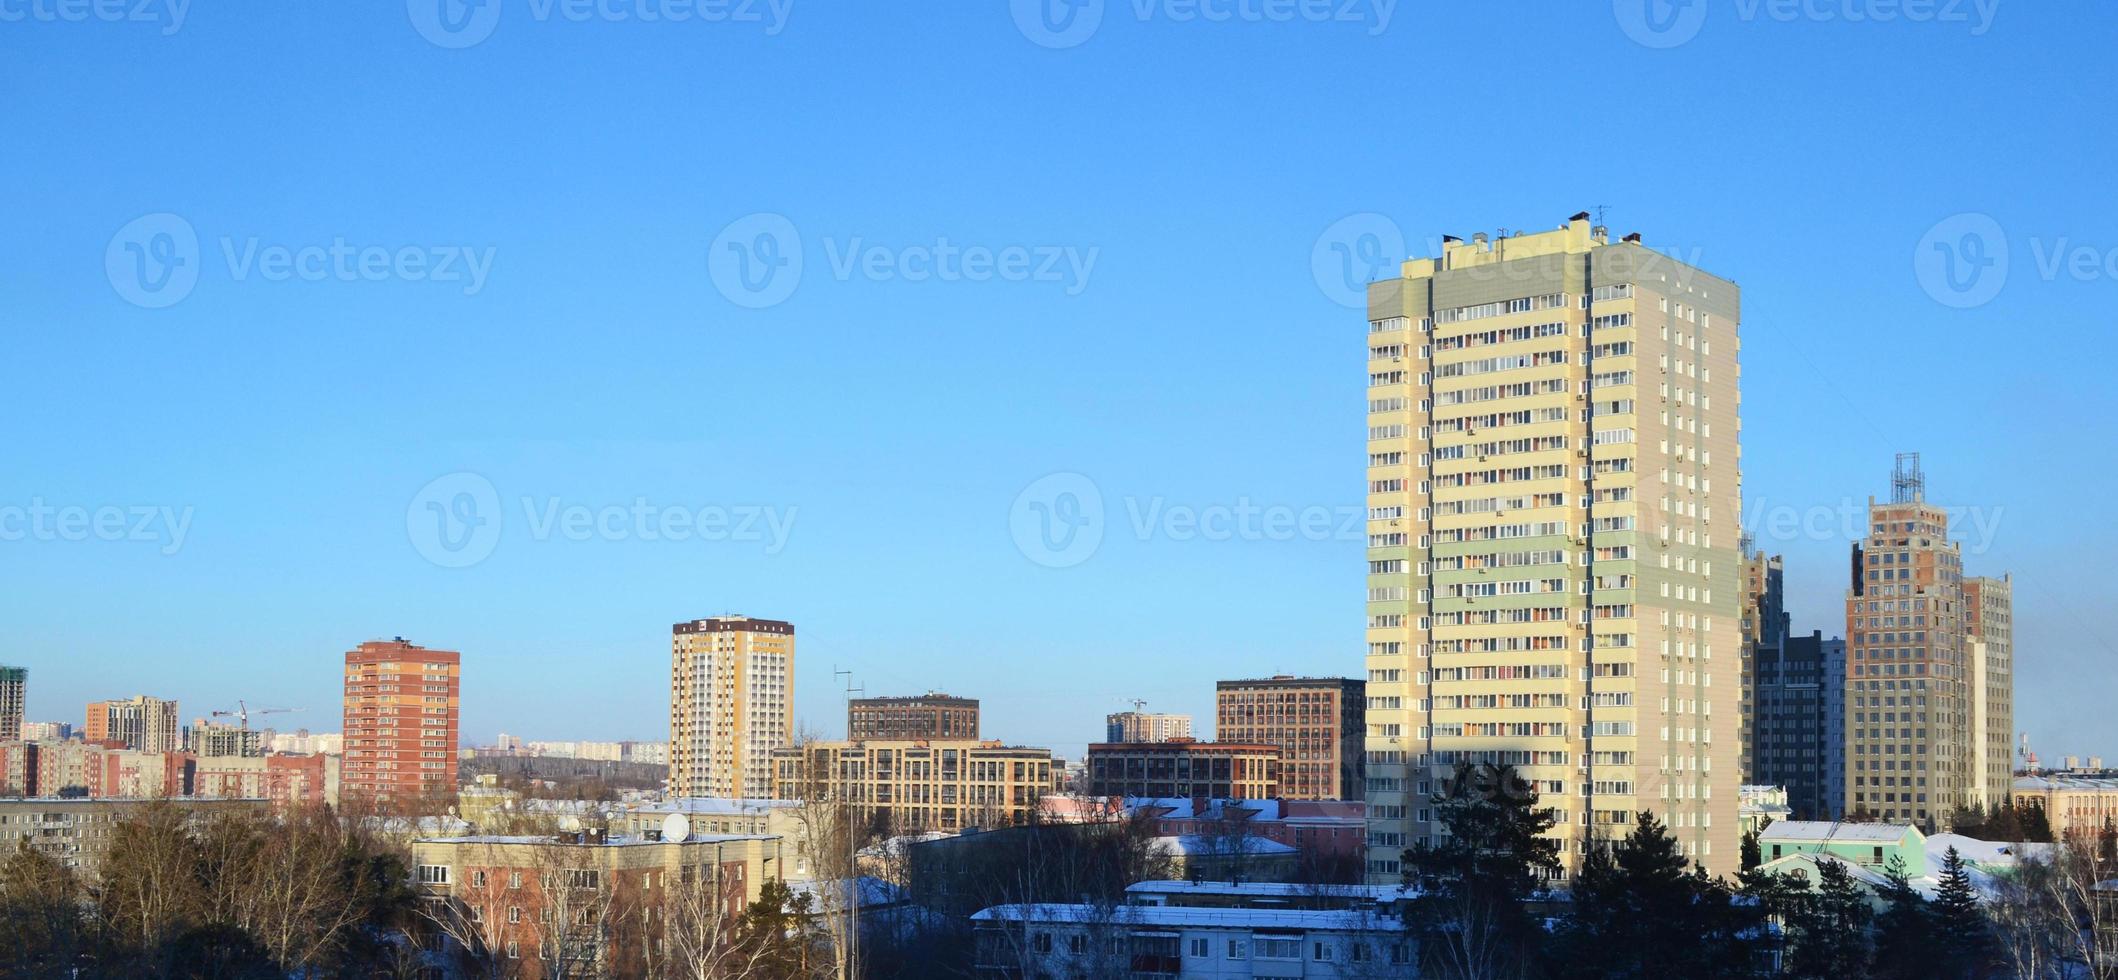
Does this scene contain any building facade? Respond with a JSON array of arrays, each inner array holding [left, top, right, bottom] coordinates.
[[2012, 775, 2118, 841], [412, 832, 786, 980], [849, 693, 980, 741], [770, 739, 1055, 833], [972, 904, 1410, 979], [1844, 458, 2011, 829], [1739, 547, 1789, 778], [1749, 630, 1847, 820], [0, 798, 265, 874], [1215, 676, 1365, 800], [0, 666, 23, 742], [1963, 574, 2015, 809], [1106, 711, 1192, 744], [1084, 741, 1279, 800], [669, 616, 794, 800], [1362, 214, 1744, 880], [85, 695, 181, 753], [342, 638, 461, 805], [187, 720, 263, 758]]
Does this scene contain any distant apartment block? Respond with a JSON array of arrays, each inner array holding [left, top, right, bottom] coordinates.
[[187, 720, 263, 758], [1749, 630, 1847, 820], [0, 666, 23, 742], [1106, 710, 1192, 744], [1739, 547, 1789, 777], [264, 729, 342, 755], [1362, 214, 1745, 880], [1085, 741, 1279, 800], [771, 739, 1055, 833], [85, 695, 181, 753], [849, 693, 979, 741], [669, 615, 794, 800], [21, 722, 72, 742], [0, 798, 264, 875], [2013, 775, 2118, 841], [0, 740, 190, 797], [1215, 676, 1365, 800], [1845, 456, 2013, 828], [1964, 574, 2015, 809], [342, 638, 461, 804]]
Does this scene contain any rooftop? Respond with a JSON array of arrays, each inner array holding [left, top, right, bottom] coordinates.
[[2016, 775, 2118, 791], [972, 903, 1396, 931], [1759, 821, 1918, 844], [1127, 880, 1415, 900], [413, 832, 776, 847]]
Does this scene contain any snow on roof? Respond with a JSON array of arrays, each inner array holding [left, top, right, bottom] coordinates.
[[970, 903, 1394, 931], [1127, 880, 1415, 900], [1759, 821, 1916, 844], [413, 833, 776, 847], [626, 798, 801, 816], [1925, 833, 2019, 866], [2015, 776, 2118, 791], [1126, 798, 1285, 821], [1757, 852, 2001, 901], [1150, 835, 1299, 857]]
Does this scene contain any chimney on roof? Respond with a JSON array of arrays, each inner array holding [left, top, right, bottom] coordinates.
[[1472, 232, 1489, 246], [1442, 234, 1461, 244], [1623, 232, 1642, 244], [1569, 211, 1591, 223]]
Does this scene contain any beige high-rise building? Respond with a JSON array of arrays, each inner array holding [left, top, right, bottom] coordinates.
[[669, 615, 794, 799], [85, 695, 181, 753], [1964, 574, 2014, 808], [1844, 456, 2010, 829], [1362, 213, 1743, 882]]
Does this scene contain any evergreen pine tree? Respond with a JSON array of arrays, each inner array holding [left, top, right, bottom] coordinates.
[[1400, 761, 1561, 978], [1549, 812, 1758, 979], [1870, 854, 1940, 980], [1931, 846, 1990, 979], [1742, 828, 1762, 872]]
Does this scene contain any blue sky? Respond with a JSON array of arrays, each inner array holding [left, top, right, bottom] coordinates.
[[3, 1, 2113, 764]]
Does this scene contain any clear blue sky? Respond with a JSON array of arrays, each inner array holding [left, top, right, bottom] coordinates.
[[4, 2, 2113, 765]]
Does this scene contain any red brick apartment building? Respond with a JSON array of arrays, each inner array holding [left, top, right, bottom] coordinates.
[[1215, 676, 1366, 800], [343, 638, 460, 804]]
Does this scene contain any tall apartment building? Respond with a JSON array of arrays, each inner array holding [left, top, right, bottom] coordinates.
[[342, 638, 461, 804], [848, 693, 979, 741], [85, 695, 181, 753], [771, 739, 1055, 832], [1362, 214, 1743, 881], [1964, 574, 2015, 809], [187, 720, 263, 758], [1084, 741, 1280, 800], [1845, 456, 2011, 828], [1106, 710, 1192, 744], [1215, 676, 1365, 800], [669, 615, 793, 800], [1750, 630, 1847, 820], [1739, 547, 1789, 777], [0, 666, 23, 742]]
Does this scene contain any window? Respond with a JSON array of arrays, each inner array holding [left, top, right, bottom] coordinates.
[[1032, 932, 1052, 954], [507, 906, 522, 924], [1257, 938, 1300, 960], [506, 941, 519, 960], [1315, 941, 1336, 961], [416, 865, 450, 885], [1226, 939, 1247, 959], [470, 870, 487, 888], [1189, 938, 1208, 957]]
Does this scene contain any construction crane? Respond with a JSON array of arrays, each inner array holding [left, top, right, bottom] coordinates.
[[210, 700, 302, 731], [1130, 699, 1148, 713]]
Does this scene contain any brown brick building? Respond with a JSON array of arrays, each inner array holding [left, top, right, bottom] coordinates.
[[848, 693, 979, 741], [343, 638, 460, 806], [1084, 740, 1279, 800], [1215, 676, 1365, 800]]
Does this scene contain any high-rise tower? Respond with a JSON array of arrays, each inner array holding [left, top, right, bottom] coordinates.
[[669, 615, 794, 799], [1362, 213, 1743, 880]]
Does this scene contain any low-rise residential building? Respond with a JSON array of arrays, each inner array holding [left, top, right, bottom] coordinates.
[[0, 797, 266, 874], [20, 722, 72, 743], [971, 903, 1411, 978], [1085, 742, 1279, 800], [771, 740, 1056, 833], [1124, 879, 1416, 916], [616, 798, 819, 879], [1756, 821, 1928, 878], [1, 741, 336, 807], [191, 752, 340, 807], [1126, 798, 1366, 872], [2013, 775, 2118, 841], [411, 831, 787, 980], [1740, 785, 1793, 836]]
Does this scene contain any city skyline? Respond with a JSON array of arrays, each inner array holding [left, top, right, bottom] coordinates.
[[5, 5, 2116, 769]]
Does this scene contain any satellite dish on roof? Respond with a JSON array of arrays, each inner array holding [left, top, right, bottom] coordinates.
[[558, 815, 583, 833], [662, 813, 692, 843]]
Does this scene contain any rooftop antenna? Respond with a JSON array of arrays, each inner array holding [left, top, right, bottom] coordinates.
[[1592, 204, 1611, 226], [1891, 452, 1925, 503]]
